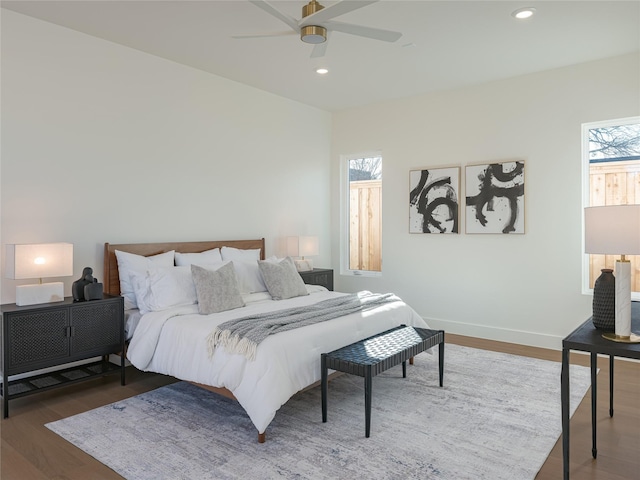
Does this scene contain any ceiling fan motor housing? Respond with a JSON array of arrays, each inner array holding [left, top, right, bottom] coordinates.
[[301, 0, 326, 44], [302, 0, 324, 18], [301, 25, 327, 44]]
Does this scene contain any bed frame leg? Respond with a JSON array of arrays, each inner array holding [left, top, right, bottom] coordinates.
[[258, 432, 266, 443]]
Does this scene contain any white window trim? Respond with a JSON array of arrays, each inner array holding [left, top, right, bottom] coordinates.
[[581, 116, 640, 300], [340, 151, 382, 277]]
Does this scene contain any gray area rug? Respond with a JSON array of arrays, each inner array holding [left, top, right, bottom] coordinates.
[[46, 344, 591, 479]]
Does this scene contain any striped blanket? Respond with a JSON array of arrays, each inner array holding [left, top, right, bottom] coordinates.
[[206, 292, 399, 360]]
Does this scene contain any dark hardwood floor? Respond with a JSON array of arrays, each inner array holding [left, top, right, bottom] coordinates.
[[1, 334, 638, 479]]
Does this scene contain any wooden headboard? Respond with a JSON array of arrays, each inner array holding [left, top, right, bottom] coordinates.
[[103, 239, 266, 296]]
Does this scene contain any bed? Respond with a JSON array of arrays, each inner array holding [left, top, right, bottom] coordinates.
[[104, 239, 430, 442]]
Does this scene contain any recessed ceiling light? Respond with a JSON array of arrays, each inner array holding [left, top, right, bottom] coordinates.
[[316, 68, 329, 75], [512, 7, 536, 19]]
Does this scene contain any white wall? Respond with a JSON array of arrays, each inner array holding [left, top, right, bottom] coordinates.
[[331, 53, 640, 349], [4, 10, 638, 351], [0, 10, 332, 303]]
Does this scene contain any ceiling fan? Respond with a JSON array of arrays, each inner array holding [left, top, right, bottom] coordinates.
[[234, 0, 402, 58]]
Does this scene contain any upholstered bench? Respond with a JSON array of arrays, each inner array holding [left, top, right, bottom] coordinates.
[[321, 325, 444, 437]]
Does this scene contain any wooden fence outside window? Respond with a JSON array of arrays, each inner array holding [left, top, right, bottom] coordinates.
[[349, 180, 382, 271]]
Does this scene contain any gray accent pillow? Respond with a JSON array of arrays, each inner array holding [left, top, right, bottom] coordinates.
[[191, 262, 245, 314], [258, 256, 309, 300]]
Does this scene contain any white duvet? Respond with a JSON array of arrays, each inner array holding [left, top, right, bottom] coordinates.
[[127, 286, 429, 435]]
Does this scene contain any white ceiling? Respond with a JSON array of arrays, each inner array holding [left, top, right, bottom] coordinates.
[[2, 0, 639, 112]]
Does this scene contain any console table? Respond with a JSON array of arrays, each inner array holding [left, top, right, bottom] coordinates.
[[561, 301, 640, 479]]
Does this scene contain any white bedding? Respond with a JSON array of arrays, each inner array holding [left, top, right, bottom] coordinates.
[[126, 286, 429, 434], [124, 309, 142, 340]]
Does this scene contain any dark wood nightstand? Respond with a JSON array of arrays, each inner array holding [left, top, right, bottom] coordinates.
[[1, 294, 125, 418], [299, 268, 334, 291]]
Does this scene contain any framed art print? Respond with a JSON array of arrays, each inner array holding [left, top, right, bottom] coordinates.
[[409, 167, 460, 233], [465, 160, 525, 234]]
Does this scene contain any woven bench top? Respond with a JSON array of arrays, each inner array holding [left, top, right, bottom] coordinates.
[[323, 325, 443, 377]]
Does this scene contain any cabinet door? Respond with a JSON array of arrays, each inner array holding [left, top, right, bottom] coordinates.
[[6, 308, 69, 374], [301, 271, 333, 291], [70, 301, 122, 357]]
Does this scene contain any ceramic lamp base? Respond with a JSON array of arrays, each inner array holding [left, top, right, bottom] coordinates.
[[294, 259, 313, 272], [16, 282, 64, 306], [614, 260, 632, 337]]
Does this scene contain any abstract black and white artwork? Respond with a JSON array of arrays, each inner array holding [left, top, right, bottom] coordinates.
[[409, 167, 460, 233], [465, 161, 525, 234]]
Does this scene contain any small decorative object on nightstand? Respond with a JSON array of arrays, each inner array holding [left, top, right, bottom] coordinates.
[[72, 266, 94, 301], [84, 278, 104, 300], [299, 268, 333, 291]]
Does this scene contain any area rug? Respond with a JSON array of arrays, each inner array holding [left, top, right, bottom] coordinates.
[[46, 344, 591, 480]]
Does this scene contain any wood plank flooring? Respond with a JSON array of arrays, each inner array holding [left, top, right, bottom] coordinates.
[[1, 334, 638, 479]]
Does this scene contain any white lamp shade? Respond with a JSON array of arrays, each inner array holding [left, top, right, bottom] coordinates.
[[286, 236, 319, 257], [584, 205, 640, 255], [286, 236, 300, 257], [5, 243, 74, 280], [299, 236, 319, 257]]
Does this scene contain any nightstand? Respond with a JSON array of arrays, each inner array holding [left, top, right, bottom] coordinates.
[[1, 294, 125, 418], [299, 268, 334, 291]]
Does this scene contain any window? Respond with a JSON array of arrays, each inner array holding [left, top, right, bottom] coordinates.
[[342, 154, 382, 275], [582, 117, 640, 298]]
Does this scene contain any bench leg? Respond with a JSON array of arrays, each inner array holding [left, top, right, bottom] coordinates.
[[365, 365, 372, 438], [321, 353, 328, 423], [439, 340, 444, 387], [402, 360, 407, 378]]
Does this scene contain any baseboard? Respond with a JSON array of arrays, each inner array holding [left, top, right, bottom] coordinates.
[[422, 315, 563, 351]]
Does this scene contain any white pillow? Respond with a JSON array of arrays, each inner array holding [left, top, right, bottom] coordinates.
[[130, 266, 197, 315], [221, 246, 261, 261], [115, 250, 175, 310], [130, 272, 152, 315], [175, 248, 222, 267], [232, 260, 268, 294]]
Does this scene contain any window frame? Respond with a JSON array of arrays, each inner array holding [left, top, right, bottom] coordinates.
[[581, 116, 640, 300], [340, 151, 383, 277]]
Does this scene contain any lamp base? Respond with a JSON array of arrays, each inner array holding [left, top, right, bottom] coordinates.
[[602, 332, 640, 344], [16, 282, 64, 306], [294, 259, 313, 272]]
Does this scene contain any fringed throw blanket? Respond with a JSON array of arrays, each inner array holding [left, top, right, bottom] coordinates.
[[207, 292, 399, 360]]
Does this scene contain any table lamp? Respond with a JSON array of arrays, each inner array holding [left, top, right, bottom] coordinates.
[[5, 243, 74, 306], [286, 236, 319, 272], [584, 205, 640, 343]]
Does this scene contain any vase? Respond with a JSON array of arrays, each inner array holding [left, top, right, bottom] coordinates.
[[592, 268, 615, 331]]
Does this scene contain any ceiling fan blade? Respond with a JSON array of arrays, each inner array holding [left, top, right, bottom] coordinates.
[[249, 0, 300, 33], [299, 0, 378, 27], [310, 38, 329, 58], [232, 31, 297, 39], [325, 20, 402, 42]]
